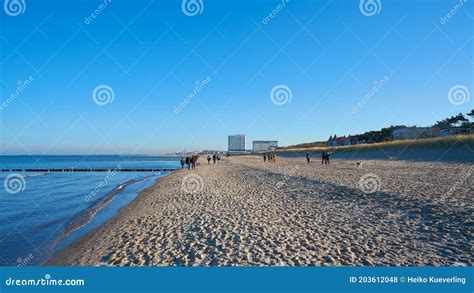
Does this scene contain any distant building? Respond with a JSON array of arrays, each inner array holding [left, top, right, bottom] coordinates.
[[252, 141, 278, 152], [326, 135, 358, 146], [344, 135, 358, 146], [392, 127, 468, 140], [392, 127, 438, 140], [327, 135, 337, 146], [228, 134, 246, 151]]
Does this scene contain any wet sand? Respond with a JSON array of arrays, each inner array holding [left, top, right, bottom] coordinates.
[[47, 155, 473, 266]]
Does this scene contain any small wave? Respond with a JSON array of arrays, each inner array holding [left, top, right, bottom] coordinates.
[[25, 173, 48, 177], [52, 175, 157, 248]]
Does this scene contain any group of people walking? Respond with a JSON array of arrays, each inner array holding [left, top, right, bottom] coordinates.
[[263, 153, 277, 162], [321, 151, 330, 164], [263, 151, 330, 164], [306, 151, 330, 164], [206, 153, 221, 164], [180, 154, 199, 170], [182, 150, 331, 167], [180, 152, 224, 170]]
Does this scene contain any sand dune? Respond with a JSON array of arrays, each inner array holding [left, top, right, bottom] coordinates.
[[47, 155, 473, 266]]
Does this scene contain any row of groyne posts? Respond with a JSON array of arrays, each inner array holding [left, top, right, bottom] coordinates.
[[0, 168, 180, 173]]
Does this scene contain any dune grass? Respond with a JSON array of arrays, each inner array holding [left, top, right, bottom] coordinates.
[[279, 134, 474, 153]]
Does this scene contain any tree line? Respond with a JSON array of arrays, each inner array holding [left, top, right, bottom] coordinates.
[[356, 109, 474, 143]]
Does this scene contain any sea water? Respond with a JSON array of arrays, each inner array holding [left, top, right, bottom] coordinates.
[[0, 155, 180, 266]]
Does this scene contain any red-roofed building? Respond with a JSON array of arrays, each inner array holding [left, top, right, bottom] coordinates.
[[344, 135, 358, 146], [326, 135, 338, 146], [326, 134, 358, 146]]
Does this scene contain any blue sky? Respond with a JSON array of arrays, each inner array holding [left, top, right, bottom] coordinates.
[[0, 0, 472, 154]]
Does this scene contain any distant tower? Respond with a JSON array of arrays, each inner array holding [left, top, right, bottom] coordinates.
[[228, 134, 246, 151]]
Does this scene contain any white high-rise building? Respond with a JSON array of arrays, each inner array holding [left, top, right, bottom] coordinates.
[[252, 141, 278, 152], [228, 134, 246, 151]]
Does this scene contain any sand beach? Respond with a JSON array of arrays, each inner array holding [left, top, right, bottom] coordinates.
[[47, 154, 473, 266]]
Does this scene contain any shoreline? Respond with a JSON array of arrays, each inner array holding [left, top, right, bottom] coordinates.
[[47, 154, 472, 266], [45, 171, 178, 266]]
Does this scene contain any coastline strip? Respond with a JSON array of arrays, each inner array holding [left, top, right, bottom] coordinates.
[[0, 168, 179, 172], [47, 155, 473, 266]]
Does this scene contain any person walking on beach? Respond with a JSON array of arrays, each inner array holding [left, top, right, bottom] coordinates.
[[263, 153, 267, 162], [180, 157, 185, 169], [306, 152, 310, 163], [185, 156, 191, 170], [207, 155, 211, 164], [321, 151, 326, 164], [212, 153, 217, 164], [217, 154, 221, 163], [322, 151, 330, 165], [191, 155, 197, 169]]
